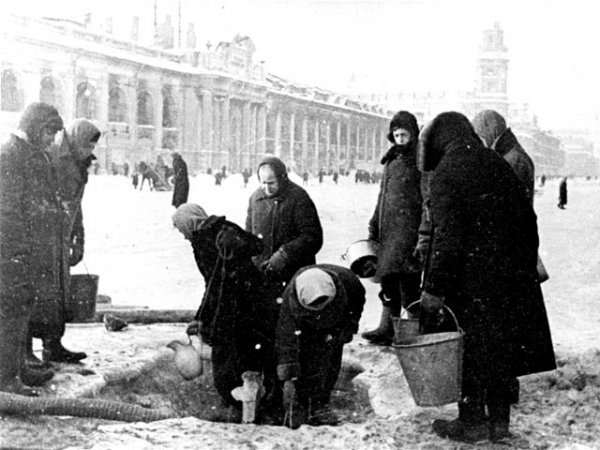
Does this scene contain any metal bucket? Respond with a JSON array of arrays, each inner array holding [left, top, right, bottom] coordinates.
[[66, 274, 99, 322], [392, 305, 463, 406], [344, 239, 380, 282], [392, 301, 421, 344]]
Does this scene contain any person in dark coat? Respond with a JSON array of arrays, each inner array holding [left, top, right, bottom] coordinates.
[[362, 111, 423, 345], [246, 156, 323, 285], [276, 264, 365, 429], [28, 119, 100, 366], [417, 112, 556, 442], [558, 176, 568, 209], [0, 103, 64, 395], [171, 152, 189, 208], [173, 204, 282, 421], [472, 109, 535, 204]]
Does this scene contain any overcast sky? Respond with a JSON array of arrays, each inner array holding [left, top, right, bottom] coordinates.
[[4, 0, 599, 130]]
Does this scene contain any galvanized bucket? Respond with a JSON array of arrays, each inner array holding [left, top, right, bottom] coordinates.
[[392, 304, 463, 407], [67, 274, 99, 322], [392, 301, 421, 344]]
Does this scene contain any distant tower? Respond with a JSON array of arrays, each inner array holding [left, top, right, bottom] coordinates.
[[473, 22, 509, 117]]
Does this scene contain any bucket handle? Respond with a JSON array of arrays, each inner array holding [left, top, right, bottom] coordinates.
[[399, 300, 463, 334]]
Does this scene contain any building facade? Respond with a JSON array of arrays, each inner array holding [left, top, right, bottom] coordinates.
[[0, 14, 391, 175]]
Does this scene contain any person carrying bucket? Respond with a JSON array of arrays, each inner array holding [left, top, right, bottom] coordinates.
[[416, 112, 556, 442], [27, 119, 101, 368], [362, 111, 423, 345]]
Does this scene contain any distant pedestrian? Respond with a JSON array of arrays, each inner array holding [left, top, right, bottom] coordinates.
[[171, 152, 189, 208], [540, 174, 546, 187], [123, 161, 130, 177], [302, 171, 309, 186], [318, 169, 324, 184], [558, 177, 568, 209], [332, 171, 339, 184], [242, 169, 250, 188], [131, 172, 139, 189], [215, 172, 222, 186]]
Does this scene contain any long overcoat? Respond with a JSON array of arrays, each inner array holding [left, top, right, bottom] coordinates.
[[171, 154, 189, 208], [423, 136, 556, 382], [246, 180, 323, 283], [368, 145, 422, 277]]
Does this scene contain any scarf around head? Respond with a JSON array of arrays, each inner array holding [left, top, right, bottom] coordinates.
[[172, 203, 209, 240], [295, 268, 336, 311], [67, 119, 101, 160]]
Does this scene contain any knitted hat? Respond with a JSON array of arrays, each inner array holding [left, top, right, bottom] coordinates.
[[387, 111, 419, 144], [295, 268, 336, 311]]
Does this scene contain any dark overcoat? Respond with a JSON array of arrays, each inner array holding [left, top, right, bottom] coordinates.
[[171, 155, 189, 208], [276, 264, 365, 401], [368, 145, 422, 277], [246, 180, 323, 283], [423, 136, 555, 381]]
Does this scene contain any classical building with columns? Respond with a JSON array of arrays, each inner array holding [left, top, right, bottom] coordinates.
[[0, 14, 391, 175]]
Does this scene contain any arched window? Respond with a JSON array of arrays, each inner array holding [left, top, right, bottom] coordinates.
[[108, 87, 128, 122], [39, 76, 63, 112], [1, 70, 21, 112], [162, 90, 178, 128], [75, 82, 97, 119], [137, 91, 153, 125]]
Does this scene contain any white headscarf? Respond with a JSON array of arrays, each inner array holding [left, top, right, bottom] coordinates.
[[172, 203, 208, 240], [295, 268, 336, 311]]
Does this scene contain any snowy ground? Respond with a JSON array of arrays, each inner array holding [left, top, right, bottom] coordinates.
[[80, 172, 600, 353]]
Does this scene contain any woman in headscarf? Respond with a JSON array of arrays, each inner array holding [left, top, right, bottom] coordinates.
[[0, 103, 64, 395], [27, 119, 101, 366], [417, 112, 555, 442]]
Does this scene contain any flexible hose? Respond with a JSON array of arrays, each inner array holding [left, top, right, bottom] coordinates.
[[0, 392, 175, 422]]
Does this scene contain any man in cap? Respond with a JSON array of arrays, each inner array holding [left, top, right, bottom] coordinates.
[[0, 102, 64, 394], [362, 110, 423, 345], [246, 156, 323, 285], [276, 264, 365, 429]]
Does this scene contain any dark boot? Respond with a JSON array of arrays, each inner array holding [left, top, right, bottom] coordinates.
[[20, 364, 54, 386], [508, 377, 520, 404], [487, 384, 511, 441], [24, 328, 49, 369], [0, 316, 40, 396], [361, 305, 393, 345], [42, 338, 87, 363], [432, 399, 489, 443]]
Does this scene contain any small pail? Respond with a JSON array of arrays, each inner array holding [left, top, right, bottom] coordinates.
[[343, 239, 380, 283], [393, 304, 463, 406], [67, 274, 99, 322]]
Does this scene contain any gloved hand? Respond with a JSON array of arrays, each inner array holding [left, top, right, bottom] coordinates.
[[69, 241, 84, 266], [266, 248, 288, 273], [420, 291, 444, 314], [282, 379, 297, 409], [186, 320, 200, 336]]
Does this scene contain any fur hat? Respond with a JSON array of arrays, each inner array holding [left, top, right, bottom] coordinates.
[[387, 111, 420, 144]]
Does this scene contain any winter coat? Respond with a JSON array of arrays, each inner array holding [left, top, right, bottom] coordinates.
[[171, 154, 189, 208], [276, 264, 365, 401], [187, 215, 282, 404], [368, 145, 422, 277], [423, 128, 556, 381], [246, 180, 323, 283], [559, 178, 568, 205]]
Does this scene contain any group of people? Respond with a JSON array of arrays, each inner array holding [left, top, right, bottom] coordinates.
[[172, 155, 364, 428], [171, 107, 556, 440], [0, 103, 101, 396], [362, 108, 555, 442]]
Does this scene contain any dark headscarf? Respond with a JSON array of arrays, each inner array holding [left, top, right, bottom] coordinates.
[[257, 156, 289, 187], [472, 109, 507, 149], [417, 112, 480, 172], [18, 102, 64, 148]]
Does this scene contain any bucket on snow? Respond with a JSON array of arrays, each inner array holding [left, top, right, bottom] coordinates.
[[392, 303, 463, 407], [66, 274, 99, 322]]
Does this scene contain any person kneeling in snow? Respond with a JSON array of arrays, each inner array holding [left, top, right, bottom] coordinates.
[[276, 264, 365, 429]]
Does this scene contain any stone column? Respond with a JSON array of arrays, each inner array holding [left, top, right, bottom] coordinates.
[[201, 90, 213, 168], [250, 103, 258, 168], [380, 124, 387, 160], [356, 124, 361, 162], [336, 120, 342, 171], [129, 73, 138, 165], [289, 112, 296, 162], [221, 96, 230, 170], [346, 120, 351, 162], [153, 85, 163, 153], [258, 103, 267, 157], [274, 109, 282, 157], [212, 96, 221, 168], [314, 117, 320, 173], [301, 116, 308, 173], [242, 101, 251, 170], [325, 120, 331, 171], [371, 125, 377, 169]]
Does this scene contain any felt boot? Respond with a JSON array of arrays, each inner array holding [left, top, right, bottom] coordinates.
[[432, 399, 489, 443], [42, 338, 87, 363], [361, 306, 393, 345], [0, 317, 39, 396]]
